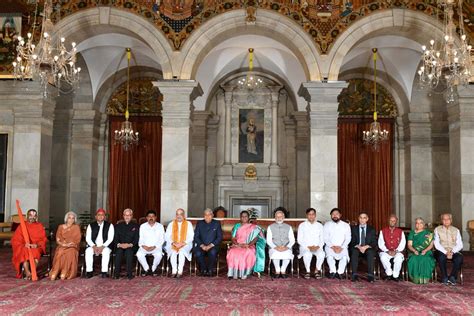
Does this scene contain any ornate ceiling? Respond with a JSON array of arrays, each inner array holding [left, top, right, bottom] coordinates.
[[4, 0, 474, 54]]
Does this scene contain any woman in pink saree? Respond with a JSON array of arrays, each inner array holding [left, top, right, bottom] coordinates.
[[226, 210, 265, 279]]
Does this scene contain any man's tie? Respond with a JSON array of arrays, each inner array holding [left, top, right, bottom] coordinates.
[[360, 227, 366, 246]]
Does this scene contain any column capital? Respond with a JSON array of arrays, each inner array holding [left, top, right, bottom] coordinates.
[[152, 80, 203, 102], [153, 80, 203, 128], [298, 81, 348, 103]]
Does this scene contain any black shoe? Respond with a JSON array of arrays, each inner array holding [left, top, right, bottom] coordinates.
[[201, 270, 208, 277], [86, 272, 93, 279], [367, 276, 375, 283], [146, 270, 153, 277], [101, 272, 108, 278], [127, 275, 134, 280], [335, 273, 342, 280], [140, 270, 147, 277], [314, 271, 322, 279], [393, 276, 400, 282], [328, 273, 336, 279], [351, 274, 359, 282], [113, 274, 120, 279], [281, 273, 288, 279], [448, 276, 457, 286]]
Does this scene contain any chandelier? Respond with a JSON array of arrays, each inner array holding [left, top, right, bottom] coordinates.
[[418, 0, 472, 103], [363, 48, 389, 150], [114, 48, 139, 151], [12, 0, 81, 97], [238, 48, 264, 89]]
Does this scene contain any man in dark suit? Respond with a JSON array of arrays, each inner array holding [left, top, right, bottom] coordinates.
[[349, 212, 377, 282], [113, 208, 139, 280], [193, 208, 223, 277]]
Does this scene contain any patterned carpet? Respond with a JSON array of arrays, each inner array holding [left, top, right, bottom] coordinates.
[[0, 248, 473, 315]]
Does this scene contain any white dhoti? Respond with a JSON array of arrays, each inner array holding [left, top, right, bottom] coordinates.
[[269, 248, 294, 273], [137, 247, 163, 272], [379, 252, 404, 278], [299, 247, 325, 272], [325, 245, 349, 274], [168, 249, 192, 274], [85, 246, 111, 273]]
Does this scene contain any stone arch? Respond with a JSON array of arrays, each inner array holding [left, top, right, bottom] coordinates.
[[53, 7, 174, 78], [178, 9, 323, 81], [327, 9, 448, 80]]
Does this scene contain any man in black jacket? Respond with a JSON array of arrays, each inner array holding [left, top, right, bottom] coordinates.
[[113, 208, 139, 280], [193, 208, 223, 276], [349, 212, 377, 282]]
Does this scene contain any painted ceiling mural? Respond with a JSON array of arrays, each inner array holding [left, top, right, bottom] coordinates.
[[1, 0, 474, 75]]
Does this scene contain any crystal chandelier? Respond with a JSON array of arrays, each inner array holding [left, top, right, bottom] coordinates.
[[363, 48, 389, 150], [12, 0, 81, 97], [114, 48, 139, 151], [418, 0, 472, 103], [238, 48, 264, 89]]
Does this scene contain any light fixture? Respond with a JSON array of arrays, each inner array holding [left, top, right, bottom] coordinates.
[[363, 48, 389, 150], [418, 0, 472, 103], [114, 48, 139, 151], [12, 0, 81, 97], [237, 48, 264, 89]]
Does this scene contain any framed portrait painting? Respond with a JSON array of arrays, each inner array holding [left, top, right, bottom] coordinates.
[[239, 108, 264, 163]]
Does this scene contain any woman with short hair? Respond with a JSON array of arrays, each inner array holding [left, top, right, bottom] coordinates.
[[407, 217, 435, 284], [50, 211, 81, 280]]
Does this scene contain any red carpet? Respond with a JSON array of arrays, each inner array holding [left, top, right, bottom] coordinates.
[[0, 248, 473, 315]]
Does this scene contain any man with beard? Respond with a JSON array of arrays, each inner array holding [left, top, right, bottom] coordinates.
[[165, 208, 194, 278], [137, 210, 165, 276], [11, 209, 47, 279], [378, 214, 406, 281], [266, 207, 295, 278], [324, 208, 351, 279]]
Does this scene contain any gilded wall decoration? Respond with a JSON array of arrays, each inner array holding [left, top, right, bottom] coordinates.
[[337, 78, 397, 117], [4, 0, 474, 58], [106, 78, 162, 115]]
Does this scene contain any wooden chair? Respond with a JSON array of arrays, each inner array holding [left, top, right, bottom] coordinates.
[[0, 214, 25, 245], [135, 251, 167, 277], [468, 220, 474, 251]]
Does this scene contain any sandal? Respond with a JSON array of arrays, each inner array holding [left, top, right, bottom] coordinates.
[[304, 273, 311, 279]]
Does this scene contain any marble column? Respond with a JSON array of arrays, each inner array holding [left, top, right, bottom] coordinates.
[[189, 110, 211, 216], [270, 88, 281, 166], [402, 112, 433, 226], [152, 80, 203, 224], [8, 82, 55, 227], [448, 85, 474, 250], [68, 103, 101, 216], [294, 111, 310, 217], [298, 81, 347, 222], [221, 86, 233, 165]]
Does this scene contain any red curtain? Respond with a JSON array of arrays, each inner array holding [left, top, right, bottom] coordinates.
[[338, 117, 394, 231], [108, 116, 162, 224]]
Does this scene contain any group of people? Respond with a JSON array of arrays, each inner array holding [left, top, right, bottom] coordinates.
[[11, 206, 464, 286]]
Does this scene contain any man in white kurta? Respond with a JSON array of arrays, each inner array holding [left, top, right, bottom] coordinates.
[[323, 208, 351, 278], [297, 208, 325, 279], [378, 214, 406, 281], [165, 209, 194, 278], [266, 208, 295, 278], [137, 210, 165, 276]]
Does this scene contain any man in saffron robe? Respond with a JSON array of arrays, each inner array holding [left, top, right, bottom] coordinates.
[[11, 209, 47, 279]]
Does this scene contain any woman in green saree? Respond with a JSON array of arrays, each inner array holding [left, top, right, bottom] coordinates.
[[407, 217, 435, 284], [226, 210, 266, 279]]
